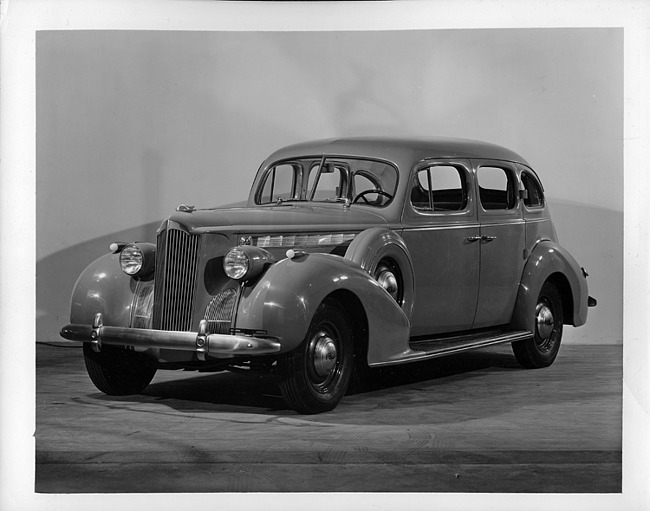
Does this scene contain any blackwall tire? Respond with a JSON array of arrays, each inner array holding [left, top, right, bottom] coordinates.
[[278, 298, 354, 414], [83, 343, 157, 395], [512, 282, 564, 369]]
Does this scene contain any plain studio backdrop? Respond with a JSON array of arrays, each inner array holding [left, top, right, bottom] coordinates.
[[36, 28, 623, 345]]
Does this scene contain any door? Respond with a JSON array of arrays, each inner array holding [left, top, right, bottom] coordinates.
[[472, 161, 525, 328], [401, 160, 480, 336]]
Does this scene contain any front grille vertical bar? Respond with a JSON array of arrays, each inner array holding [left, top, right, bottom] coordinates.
[[181, 233, 192, 328], [160, 231, 171, 329], [185, 235, 200, 329], [177, 232, 190, 328], [160, 231, 171, 330], [152, 228, 168, 330], [176, 230, 188, 329], [169, 231, 179, 330]]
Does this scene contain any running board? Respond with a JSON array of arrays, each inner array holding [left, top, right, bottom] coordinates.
[[369, 329, 533, 367]]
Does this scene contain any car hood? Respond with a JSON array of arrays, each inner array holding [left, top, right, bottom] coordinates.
[[166, 204, 389, 236]]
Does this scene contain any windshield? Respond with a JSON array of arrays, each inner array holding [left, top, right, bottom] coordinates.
[[256, 156, 398, 207]]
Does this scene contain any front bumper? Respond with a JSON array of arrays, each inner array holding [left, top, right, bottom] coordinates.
[[60, 313, 281, 359]]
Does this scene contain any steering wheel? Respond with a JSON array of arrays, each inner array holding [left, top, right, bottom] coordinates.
[[352, 189, 393, 205]]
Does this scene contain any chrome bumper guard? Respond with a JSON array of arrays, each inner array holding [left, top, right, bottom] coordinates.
[[60, 313, 281, 359]]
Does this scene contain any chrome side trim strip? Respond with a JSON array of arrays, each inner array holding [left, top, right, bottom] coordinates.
[[402, 223, 481, 232]]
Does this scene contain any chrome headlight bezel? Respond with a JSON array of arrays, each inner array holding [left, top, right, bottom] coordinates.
[[224, 245, 275, 281], [119, 243, 156, 278], [224, 247, 250, 280]]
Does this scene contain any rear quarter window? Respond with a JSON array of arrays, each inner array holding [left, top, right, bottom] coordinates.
[[521, 172, 545, 208]]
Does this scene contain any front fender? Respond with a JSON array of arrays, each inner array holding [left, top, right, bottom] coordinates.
[[68, 253, 138, 327], [512, 240, 589, 331], [234, 253, 411, 358]]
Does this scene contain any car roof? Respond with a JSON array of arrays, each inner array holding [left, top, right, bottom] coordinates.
[[263, 137, 530, 168]]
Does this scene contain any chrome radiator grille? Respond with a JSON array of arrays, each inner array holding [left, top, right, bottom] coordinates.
[[204, 288, 238, 334], [153, 228, 201, 331]]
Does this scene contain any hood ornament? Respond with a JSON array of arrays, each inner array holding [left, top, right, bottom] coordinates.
[[176, 204, 196, 213]]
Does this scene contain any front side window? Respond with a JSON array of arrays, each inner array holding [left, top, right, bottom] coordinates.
[[477, 166, 516, 210], [411, 165, 467, 212], [307, 162, 348, 201]]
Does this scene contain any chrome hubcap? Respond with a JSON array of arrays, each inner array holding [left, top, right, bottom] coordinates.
[[376, 267, 399, 301], [536, 303, 555, 341], [311, 332, 338, 379]]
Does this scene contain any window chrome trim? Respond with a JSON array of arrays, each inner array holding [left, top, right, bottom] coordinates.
[[407, 159, 474, 217]]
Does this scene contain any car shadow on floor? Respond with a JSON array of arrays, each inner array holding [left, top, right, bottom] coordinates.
[[90, 346, 522, 415], [349, 347, 522, 395]]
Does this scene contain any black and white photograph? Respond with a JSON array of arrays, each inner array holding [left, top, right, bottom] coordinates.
[[1, 1, 648, 510]]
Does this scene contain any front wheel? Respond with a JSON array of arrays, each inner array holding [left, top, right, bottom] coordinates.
[[512, 282, 564, 368], [278, 299, 354, 414], [83, 343, 157, 395]]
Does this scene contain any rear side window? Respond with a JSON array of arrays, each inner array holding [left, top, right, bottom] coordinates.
[[477, 166, 516, 210], [411, 165, 467, 212], [521, 172, 544, 208]]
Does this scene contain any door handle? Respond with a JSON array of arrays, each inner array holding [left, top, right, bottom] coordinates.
[[466, 235, 497, 243]]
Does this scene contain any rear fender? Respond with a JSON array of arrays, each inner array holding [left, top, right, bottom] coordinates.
[[235, 253, 411, 360], [512, 240, 589, 331]]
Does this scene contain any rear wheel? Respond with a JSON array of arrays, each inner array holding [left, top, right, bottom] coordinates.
[[512, 282, 564, 368], [83, 343, 157, 395], [278, 299, 354, 414]]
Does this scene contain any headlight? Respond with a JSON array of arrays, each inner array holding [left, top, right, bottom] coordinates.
[[119, 243, 156, 278], [224, 246, 275, 281], [224, 247, 249, 279]]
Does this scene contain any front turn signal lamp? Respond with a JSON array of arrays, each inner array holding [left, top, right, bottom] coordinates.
[[224, 246, 275, 281], [119, 243, 156, 278]]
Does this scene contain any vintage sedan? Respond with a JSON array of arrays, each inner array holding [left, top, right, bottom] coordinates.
[[61, 137, 596, 413]]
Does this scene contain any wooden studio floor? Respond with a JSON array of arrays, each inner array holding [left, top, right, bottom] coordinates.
[[35, 342, 622, 494]]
